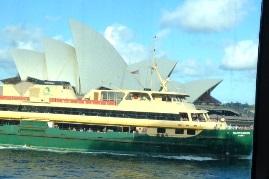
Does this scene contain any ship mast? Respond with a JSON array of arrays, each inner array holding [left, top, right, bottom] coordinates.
[[151, 36, 169, 92]]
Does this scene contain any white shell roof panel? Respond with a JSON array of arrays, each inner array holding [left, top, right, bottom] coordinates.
[[10, 49, 47, 80], [69, 19, 141, 94], [183, 79, 223, 102], [43, 38, 79, 91]]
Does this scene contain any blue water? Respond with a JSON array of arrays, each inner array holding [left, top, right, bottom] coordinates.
[[0, 146, 252, 178]]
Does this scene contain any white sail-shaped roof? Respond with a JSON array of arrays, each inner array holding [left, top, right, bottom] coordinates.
[[10, 49, 47, 80], [43, 37, 79, 91], [127, 59, 177, 91], [183, 79, 223, 102], [68, 19, 141, 94], [7, 19, 223, 104], [165, 80, 184, 93]]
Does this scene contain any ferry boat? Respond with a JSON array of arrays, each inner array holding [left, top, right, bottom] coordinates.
[[0, 61, 253, 157]]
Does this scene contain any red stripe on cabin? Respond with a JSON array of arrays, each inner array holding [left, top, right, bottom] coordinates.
[[93, 100, 99, 105], [78, 100, 84, 104], [5, 96, 12, 100], [100, 101, 107, 105], [70, 99, 78, 103], [0, 96, 5, 100], [49, 98, 56, 102], [56, 99, 63, 103], [85, 100, 92, 104], [22, 97, 29, 101], [107, 101, 116, 105], [64, 99, 70, 103], [13, 96, 22, 100]]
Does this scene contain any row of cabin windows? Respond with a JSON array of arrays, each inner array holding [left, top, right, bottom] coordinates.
[[0, 119, 197, 136], [55, 125, 196, 135], [124, 93, 186, 102], [157, 128, 196, 135], [0, 104, 181, 121]]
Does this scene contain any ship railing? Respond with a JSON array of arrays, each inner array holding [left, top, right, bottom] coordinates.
[[0, 95, 116, 106], [49, 98, 117, 106], [0, 95, 29, 101]]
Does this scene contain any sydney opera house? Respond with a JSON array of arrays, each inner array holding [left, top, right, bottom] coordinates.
[[0, 19, 222, 105]]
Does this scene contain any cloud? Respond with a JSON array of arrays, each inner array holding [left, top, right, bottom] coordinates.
[[177, 60, 201, 76], [104, 24, 150, 64], [156, 28, 170, 40], [0, 24, 45, 78], [0, 48, 17, 75], [0, 49, 17, 79], [104, 24, 170, 64], [104, 24, 134, 46], [173, 59, 219, 80], [45, 15, 61, 22], [52, 35, 74, 46], [220, 40, 258, 70], [0, 24, 45, 51], [160, 0, 247, 33]]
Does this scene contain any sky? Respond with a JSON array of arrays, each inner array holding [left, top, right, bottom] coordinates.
[[0, 0, 262, 104]]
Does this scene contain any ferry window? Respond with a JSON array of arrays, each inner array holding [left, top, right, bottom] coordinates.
[[0, 104, 9, 111], [151, 94, 163, 101], [173, 97, 179, 102], [191, 113, 197, 121], [130, 112, 137, 118], [137, 112, 146, 119], [161, 95, 171, 102], [115, 92, 124, 104], [170, 114, 178, 120], [191, 113, 205, 122], [167, 95, 171, 102], [187, 129, 195, 135], [108, 110, 116, 117], [101, 91, 108, 100], [125, 93, 132, 100], [157, 128, 166, 133], [101, 91, 119, 101], [35, 106, 50, 113], [142, 93, 151, 101], [108, 92, 115, 101], [133, 93, 139, 99], [122, 126, 129, 132], [9, 105, 19, 111], [179, 113, 189, 121], [175, 129, 184, 134]]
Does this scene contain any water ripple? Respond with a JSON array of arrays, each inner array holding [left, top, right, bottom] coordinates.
[[0, 146, 252, 178]]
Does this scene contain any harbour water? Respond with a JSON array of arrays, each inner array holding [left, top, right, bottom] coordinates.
[[0, 146, 252, 179]]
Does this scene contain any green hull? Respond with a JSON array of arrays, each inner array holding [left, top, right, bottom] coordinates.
[[0, 121, 253, 156]]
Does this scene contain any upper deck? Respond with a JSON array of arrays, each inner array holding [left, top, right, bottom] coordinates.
[[0, 80, 208, 116], [84, 89, 189, 104]]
